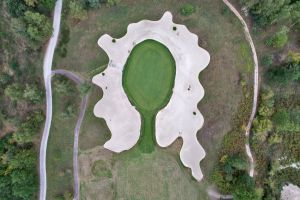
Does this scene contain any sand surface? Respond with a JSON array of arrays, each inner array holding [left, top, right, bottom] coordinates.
[[93, 12, 210, 181]]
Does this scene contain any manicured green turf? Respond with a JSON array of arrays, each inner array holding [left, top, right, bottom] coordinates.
[[123, 40, 176, 153]]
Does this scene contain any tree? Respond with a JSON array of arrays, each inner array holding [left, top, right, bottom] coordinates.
[[258, 89, 274, 117], [23, 11, 52, 44], [261, 55, 273, 67], [233, 174, 261, 200], [267, 62, 300, 84], [23, 0, 38, 7], [0, 73, 12, 87], [266, 26, 289, 48], [288, 51, 300, 64], [6, 0, 27, 17], [4, 84, 23, 102], [107, 0, 120, 6], [273, 109, 300, 132], [243, 0, 300, 28], [69, 0, 88, 20], [258, 104, 274, 117], [86, 0, 100, 8], [12, 110, 44, 144], [23, 84, 43, 103], [39, 0, 56, 11], [180, 3, 196, 16], [253, 118, 273, 142]]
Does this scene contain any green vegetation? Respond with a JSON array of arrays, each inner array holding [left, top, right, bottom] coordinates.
[[123, 40, 176, 153], [69, 0, 88, 21], [265, 26, 289, 48], [0, 136, 39, 199], [240, 0, 300, 29], [23, 11, 52, 45], [0, 0, 53, 198], [267, 61, 300, 84], [46, 77, 80, 199], [211, 83, 260, 199], [180, 3, 196, 16]]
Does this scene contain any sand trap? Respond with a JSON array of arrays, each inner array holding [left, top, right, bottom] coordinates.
[[92, 11, 210, 181], [281, 184, 300, 200]]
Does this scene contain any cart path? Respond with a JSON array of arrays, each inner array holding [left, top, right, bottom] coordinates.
[[52, 69, 88, 200], [39, 0, 63, 199], [222, 0, 259, 177]]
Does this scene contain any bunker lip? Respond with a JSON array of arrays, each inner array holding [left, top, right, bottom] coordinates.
[[92, 11, 210, 181]]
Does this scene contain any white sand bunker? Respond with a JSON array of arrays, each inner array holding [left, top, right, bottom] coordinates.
[[281, 184, 300, 200], [92, 11, 210, 181]]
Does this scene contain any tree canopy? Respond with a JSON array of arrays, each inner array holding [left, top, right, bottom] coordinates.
[[23, 11, 52, 44]]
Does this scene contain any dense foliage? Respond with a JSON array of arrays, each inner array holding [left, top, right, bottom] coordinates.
[[0, 0, 50, 199], [240, 0, 300, 29], [267, 61, 300, 84]]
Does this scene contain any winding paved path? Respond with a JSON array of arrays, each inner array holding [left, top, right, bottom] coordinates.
[[39, 1, 89, 199], [39, 1, 63, 199], [223, 0, 259, 178]]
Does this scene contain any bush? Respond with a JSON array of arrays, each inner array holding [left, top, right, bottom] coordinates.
[[23, 84, 43, 104], [272, 109, 300, 132], [69, 0, 88, 20], [86, 0, 100, 8], [267, 62, 300, 84], [265, 26, 289, 48], [6, 0, 27, 17], [107, 0, 120, 6], [23, 11, 52, 44], [180, 3, 196, 16], [261, 55, 273, 67], [253, 118, 273, 142], [4, 84, 23, 102]]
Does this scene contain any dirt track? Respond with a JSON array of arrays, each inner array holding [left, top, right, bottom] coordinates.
[[223, 0, 259, 178]]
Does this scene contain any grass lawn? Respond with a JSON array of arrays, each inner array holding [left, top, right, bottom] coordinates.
[[46, 77, 80, 199], [123, 40, 176, 153]]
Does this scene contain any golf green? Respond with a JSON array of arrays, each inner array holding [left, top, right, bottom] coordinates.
[[123, 39, 176, 153]]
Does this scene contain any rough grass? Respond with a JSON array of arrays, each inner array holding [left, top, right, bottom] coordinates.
[[46, 77, 80, 199], [123, 40, 176, 153], [79, 86, 111, 150], [114, 147, 209, 200], [53, 0, 255, 198]]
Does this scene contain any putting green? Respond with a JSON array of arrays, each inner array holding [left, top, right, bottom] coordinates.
[[123, 39, 176, 153]]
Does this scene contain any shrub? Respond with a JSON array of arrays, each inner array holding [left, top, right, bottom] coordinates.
[[6, 0, 27, 17], [272, 109, 300, 132], [69, 0, 88, 20], [287, 51, 300, 64], [107, 0, 120, 6], [261, 55, 273, 67], [253, 118, 273, 142], [4, 84, 23, 102], [86, 0, 100, 8], [266, 26, 289, 48], [180, 3, 196, 16], [23, 84, 43, 104], [23, 11, 52, 44], [267, 62, 300, 84]]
